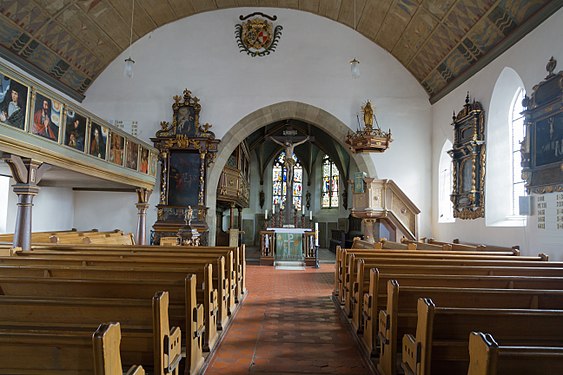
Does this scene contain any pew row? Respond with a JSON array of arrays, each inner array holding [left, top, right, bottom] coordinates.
[[363, 269, 563, 357], [468, 331, 563, 375], [401, 298, 563, 375], [0, 322, 145, 375], [1, 251, 229, 332], [349, 256, 562, 333], [0, 275, 205, 375], [18, 243, 245, 305], [377, 280, 563, 375], [335, 246, 530, 300], [0, 291, 181, 375]]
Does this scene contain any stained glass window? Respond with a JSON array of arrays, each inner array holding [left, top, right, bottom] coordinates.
[[322, 156, 339, 208], [272, 151, 303, 211]]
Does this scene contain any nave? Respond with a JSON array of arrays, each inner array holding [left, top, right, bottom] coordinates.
[[205, 264, 373, 375]]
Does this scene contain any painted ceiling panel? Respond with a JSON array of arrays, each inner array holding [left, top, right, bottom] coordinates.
[[356, 0, 393, 40], [0, 0, 558, 102], [392, 7, 438, 65], [318, 0, 342, 20], [375, 0, 418, 52]]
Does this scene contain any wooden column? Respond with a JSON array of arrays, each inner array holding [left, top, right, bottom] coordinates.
[[229, 203, 235, 229], [135, 188, 152, 245], [2, 154, 49, 251]]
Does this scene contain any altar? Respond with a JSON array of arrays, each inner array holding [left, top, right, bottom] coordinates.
[[260, 227, 317, 267]]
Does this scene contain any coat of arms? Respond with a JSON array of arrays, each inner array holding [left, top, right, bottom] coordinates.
[[235, 12, 283, 57]]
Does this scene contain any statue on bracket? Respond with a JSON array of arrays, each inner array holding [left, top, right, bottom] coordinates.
[[151, 89, 220, 245]]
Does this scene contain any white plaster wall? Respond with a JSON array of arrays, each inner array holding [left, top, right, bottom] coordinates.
[[83, 8, 432, 238], [431, 8, 563, 259], [3, 182, 74, 233], [72, 191, 140, 234]]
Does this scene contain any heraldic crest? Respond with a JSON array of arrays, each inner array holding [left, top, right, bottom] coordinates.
[[235, 12, 283, 57]]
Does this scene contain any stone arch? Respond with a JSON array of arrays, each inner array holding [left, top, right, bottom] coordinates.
[[205, 101, 377, 244]]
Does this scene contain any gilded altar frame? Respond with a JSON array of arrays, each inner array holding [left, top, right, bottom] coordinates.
[[521, 58, 563, 194], [151, 89, 220, 245], [448, 94, 486, 219]]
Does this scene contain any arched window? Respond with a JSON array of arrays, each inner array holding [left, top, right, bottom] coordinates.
[[272, 151, 303, 210], [321, 156, 339, 208], [438, 140, 454, 223], [486, 67, 526, 226], [510, 88, 526, 216]]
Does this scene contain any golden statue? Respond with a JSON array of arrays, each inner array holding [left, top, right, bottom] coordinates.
[[362, 100, 374, 131]]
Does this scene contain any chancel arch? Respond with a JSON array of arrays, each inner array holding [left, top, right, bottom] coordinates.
[[206, 101, 377, 245]]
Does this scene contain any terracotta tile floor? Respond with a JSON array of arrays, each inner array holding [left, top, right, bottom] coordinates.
[[204, 264, 373, 375]]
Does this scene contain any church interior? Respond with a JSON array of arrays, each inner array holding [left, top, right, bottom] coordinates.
[[0, 1, 562, 374]]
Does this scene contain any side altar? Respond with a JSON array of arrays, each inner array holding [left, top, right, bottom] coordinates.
[[151, 89, 220, 245]]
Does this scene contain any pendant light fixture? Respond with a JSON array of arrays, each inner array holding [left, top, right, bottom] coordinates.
[[350, 0, 360, 79], [124, 0, 135, 78]]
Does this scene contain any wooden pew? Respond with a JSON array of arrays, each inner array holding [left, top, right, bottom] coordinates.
[[3, 250, 230, 330], [0, 291, 181, 375], [0, 322, 145, 375], [363, 269, 563, 357], [0, 275, 205, 374], [468, 331, 563, 375], [23, 243, 245, 307], [347, 254, 558, 326], [378, 280, 563, 375], [401, 298, 563, 375], [335, 246, 524, 301], [0, 260, 219, 350]]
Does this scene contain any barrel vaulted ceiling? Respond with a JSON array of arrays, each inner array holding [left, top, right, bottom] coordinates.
[[0, 0, 560, 102]]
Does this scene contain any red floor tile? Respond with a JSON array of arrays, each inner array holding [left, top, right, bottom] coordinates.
[[204, 264, 373, 374]]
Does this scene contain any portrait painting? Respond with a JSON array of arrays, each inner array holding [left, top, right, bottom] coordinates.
[[63, 108, 87, 152], [32, 91, 62, 142], [0, 73, 29, 130], [109, 132, 125, 166], [175, 105, 198, 137], [139, 147, 149, 174], [89, 122, 108, 159], [168, 151, 201, 207], [126, 140, 139, 170]]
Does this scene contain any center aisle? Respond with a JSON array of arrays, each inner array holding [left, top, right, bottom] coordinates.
[[204, 264, 373, 374]]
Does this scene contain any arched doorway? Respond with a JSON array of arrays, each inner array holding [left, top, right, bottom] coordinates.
[[206, 101, 377, 245]]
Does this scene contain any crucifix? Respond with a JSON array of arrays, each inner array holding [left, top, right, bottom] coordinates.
[[269, 131, 313, 226]]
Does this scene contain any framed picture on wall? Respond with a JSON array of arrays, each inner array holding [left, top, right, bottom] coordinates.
[[31, 91, 62, 142], [0, 72, 29, 130], [89, 122, 108, 159], [63, 108, 88, 152], [139, 146, 150, 174], [125, 139, 139, 170], [109, 132, 125, 166]]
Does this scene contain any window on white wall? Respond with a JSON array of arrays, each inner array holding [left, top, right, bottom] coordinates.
[[0, 175, 10, 233], [438, 140, 454, 223], [486, 67, 526, 227], [510, 88, 526, 216]]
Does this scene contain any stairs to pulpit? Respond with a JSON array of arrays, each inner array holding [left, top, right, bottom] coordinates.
[[274, 261, 305, 270]]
